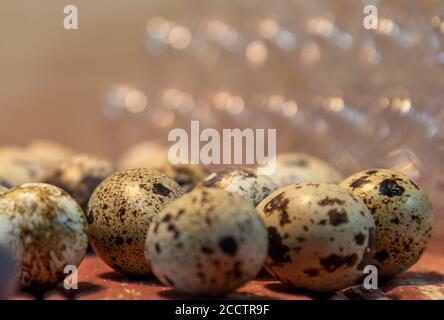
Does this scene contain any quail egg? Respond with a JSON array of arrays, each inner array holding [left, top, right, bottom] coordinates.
[[118, 142, 207, 192], [340, 169, 433, 278], [0, 147, 46, 185], [0, 245, 16, 299], [87, 168, 182, 275], [160, 163, 208, 192], [146, 188, 268, 296], [27, 139, 74, 168], [257, 182, 375, 293], [118, 141, 169, 170], [200, 168, 278, 206], [0, 183, 88, 290], [256, 153, 343, 187], [0, 186, 8, 196], [41, 154, 115, 211]]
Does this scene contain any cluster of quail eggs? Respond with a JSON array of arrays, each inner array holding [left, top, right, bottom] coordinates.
[[0, 140, 117, 296], [0, 141, 434, 298]]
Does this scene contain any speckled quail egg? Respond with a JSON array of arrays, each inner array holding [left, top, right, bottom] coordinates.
[[146, 188, 268, 296], [200, 168, 278, 206], [0, 183, 88, 290], [0, 245, 16, 299], [41, 154, 115, 211], [27, 139, 74, 168], [0, 147, 46, 185], [257, 182, 376, 293], [340, 169, 433, 278], [87, 168, 182, 275], [160, 163, 209, 192], [0, 186, 8, 196], [256, 153, 343, 187], [118, 141, 169, 170], [119, 142, 207, 192]]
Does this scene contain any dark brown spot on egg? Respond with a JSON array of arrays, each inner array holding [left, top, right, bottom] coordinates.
[[318, 197, 345, 206], [115, 237, 124, 245], [287, 159, 308, 167], [162, 213, 172, 222], [201, 173, 224, 187], [167, 224, 181, 239], [303, 268, 319, 277], [218, 237, 238, 256], [328, 209, 348, 226], [350, 176, 371, 190], [117, 207, 126, 223], [263, 192, 291, 226], [153, 183, 172, 196], [320, 254, 358, 272], [366, 170, 378, 175], [153, 222, 160, 234], [411, 215, 422, 224], [155, 243, 161, 253], [390, 217, 400, 224], [375, 249, 390, 262], [279, 211, 291, 227], [201, 246, 214, 254], [379, 179, 405, 197], [176, 209, 185, 218], [263, 192, 287, 214], [267, 227, 291, 265], [354, 233, 365, 245]]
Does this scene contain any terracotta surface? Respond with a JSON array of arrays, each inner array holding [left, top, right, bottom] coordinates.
[[10, 214, 444, 300]]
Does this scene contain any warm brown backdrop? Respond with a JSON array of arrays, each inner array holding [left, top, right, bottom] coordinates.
[[0, 1, 167, 157]]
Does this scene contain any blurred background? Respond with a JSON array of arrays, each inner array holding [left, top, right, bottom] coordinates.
[[1, 0, 444, 209]]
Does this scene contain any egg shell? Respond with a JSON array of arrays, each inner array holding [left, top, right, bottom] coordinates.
[[41, 154, 115, 211], [0, 147, 46, 185], [256, 182, 376, 293], [0, 185, 9, 196], [118, 141, 207, 192], [26, 140, 74, 168], [118, 142, 169, 170], [200, 168, 278, 206], [160, 163, 209, 192], [0, 183, 88, 290], [87, 168, 182, 275], [257, 153, 343, 187], [146, 188, 268, 297], [340, 169, 433, 278]]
